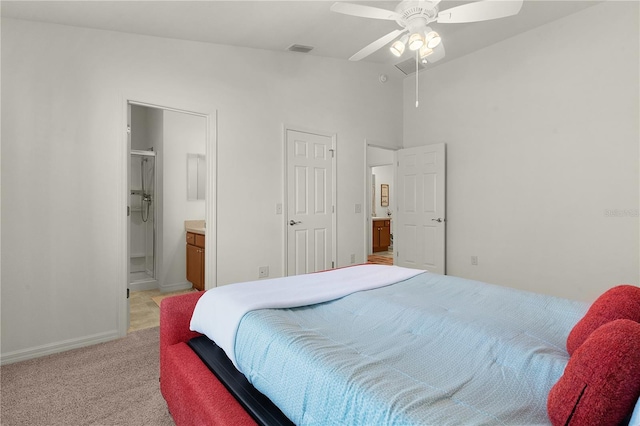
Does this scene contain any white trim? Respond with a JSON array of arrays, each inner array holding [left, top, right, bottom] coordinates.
[[130, 149, 157, 157], [204, 110, 218, 291], [0, 330, 120, 366], [160, 281, 194, 293], [283, 124, 337, 275], [128, 100, 206, 117], [119, 96, 129, 338], [363, 140, 369, 261], [119, 94, 217, 338], [281, 124, 287, 276], [128, 280, 159, 292]]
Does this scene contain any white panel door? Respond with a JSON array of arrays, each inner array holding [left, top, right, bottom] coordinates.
[[286, 130, 335, 276], [395, 143, 446, 274]]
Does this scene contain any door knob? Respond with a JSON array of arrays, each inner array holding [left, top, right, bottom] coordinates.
[[289, 220, 302, 226], [431, 218, 444, 223]]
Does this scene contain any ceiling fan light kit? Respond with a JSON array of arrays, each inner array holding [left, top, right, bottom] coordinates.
[[419, 45, 434, 64], [425, 30, 441, 49], [390, 35, 408, 57], [330, 0, 524, 106], [390, 41, 404, 57], [408, 32, 425, 50]]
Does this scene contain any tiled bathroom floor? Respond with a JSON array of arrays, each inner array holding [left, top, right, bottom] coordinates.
[[377, 249, 393, 258], [128, 287, 196, 332]]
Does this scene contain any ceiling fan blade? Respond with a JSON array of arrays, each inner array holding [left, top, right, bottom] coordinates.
[[330, 2, 400, 20], [349, 29, 405, 61], [426, 42, 445, 63], [437, 0, 523, 24]]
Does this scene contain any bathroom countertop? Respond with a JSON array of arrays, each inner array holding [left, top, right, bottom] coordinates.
[[185, 220, 205, 235]]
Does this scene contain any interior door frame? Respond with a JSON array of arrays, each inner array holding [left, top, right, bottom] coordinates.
[[119, 94, 217, 338], [363, 141, 399, 260], [282, 125, 337, 276]]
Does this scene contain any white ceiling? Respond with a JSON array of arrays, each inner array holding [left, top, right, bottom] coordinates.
[[1, 1, 599, 67]]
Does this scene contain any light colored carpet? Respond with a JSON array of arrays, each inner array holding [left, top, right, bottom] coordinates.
[[1, 327, 175, 426]]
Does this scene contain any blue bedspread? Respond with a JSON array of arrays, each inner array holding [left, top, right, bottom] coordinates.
[[235, 272, 587, 425]]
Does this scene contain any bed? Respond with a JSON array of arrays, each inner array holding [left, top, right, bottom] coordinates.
[[160, 264, 640, 426]]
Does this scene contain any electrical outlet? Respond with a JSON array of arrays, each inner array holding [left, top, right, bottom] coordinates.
[[355, 204, 362, 213], [471, 256, 478, 266], [276, 203, 282, 215], [259, 266, 269, 278], [350, 254, 356, 264]]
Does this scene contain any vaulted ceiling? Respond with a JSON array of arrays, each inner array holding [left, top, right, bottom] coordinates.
[[1, 1, 599, 68]]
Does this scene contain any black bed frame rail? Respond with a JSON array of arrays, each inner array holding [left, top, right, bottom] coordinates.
[[188, 336, 295, 426]]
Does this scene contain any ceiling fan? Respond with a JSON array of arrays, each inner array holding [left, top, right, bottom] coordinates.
[[331, 0, 524, 64]]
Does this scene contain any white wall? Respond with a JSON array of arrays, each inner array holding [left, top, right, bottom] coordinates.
[[131, 105, 153, 151], [403, 1, 639, 302], [367, 145, 396, 167], [0, 18, 402, 362], [161, 110, 206, 291]]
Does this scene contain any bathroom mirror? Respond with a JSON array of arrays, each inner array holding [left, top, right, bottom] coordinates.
[[187, 153, 206, 201]]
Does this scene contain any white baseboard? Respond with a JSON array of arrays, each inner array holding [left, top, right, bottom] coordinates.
[[129, 279, 159, 292], [0, 330, 120, 366], [160, 281, 192, 293]]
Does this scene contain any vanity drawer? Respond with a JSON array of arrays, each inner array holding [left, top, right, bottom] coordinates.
[[186, 232, 205, 248], [186, 232, 195, 245], [194, 233, 205, 248]]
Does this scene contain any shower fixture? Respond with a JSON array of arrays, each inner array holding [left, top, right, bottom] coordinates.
[[140, 157, 152, 223]]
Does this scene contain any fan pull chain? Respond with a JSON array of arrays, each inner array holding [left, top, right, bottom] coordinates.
[[415, 51, 419, 108]]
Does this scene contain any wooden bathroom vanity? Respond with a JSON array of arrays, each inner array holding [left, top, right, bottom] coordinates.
[[185, 220, 205, 291], [372, 218, 391, 253]]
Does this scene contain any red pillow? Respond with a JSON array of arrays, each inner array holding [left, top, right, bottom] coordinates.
[[566, 285, 640, 355], [548, 319, 640, 426]]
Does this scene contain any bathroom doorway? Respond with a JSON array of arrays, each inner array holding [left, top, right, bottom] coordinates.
[[365, 144, 397, 263], [126, 101, 211, 333]]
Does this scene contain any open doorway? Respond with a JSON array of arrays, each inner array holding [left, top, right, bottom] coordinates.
[[125, 101, 213, 334], [365, 144, 397, 265], [364, 142, 447, 272]]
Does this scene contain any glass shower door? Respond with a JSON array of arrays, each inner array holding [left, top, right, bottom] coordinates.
[[130, 151, 156, 283]]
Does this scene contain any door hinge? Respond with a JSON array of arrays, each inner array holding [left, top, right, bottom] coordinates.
[[127, 288, 130, 299], [127, 125, 131, 135], [332, 205, 335, 213], [127, 206, 130, 216], [329, 149, 335, 158], [332, 261, 335, 269]]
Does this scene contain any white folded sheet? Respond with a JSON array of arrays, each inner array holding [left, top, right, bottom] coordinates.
[[190, 264, 424, 368]]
